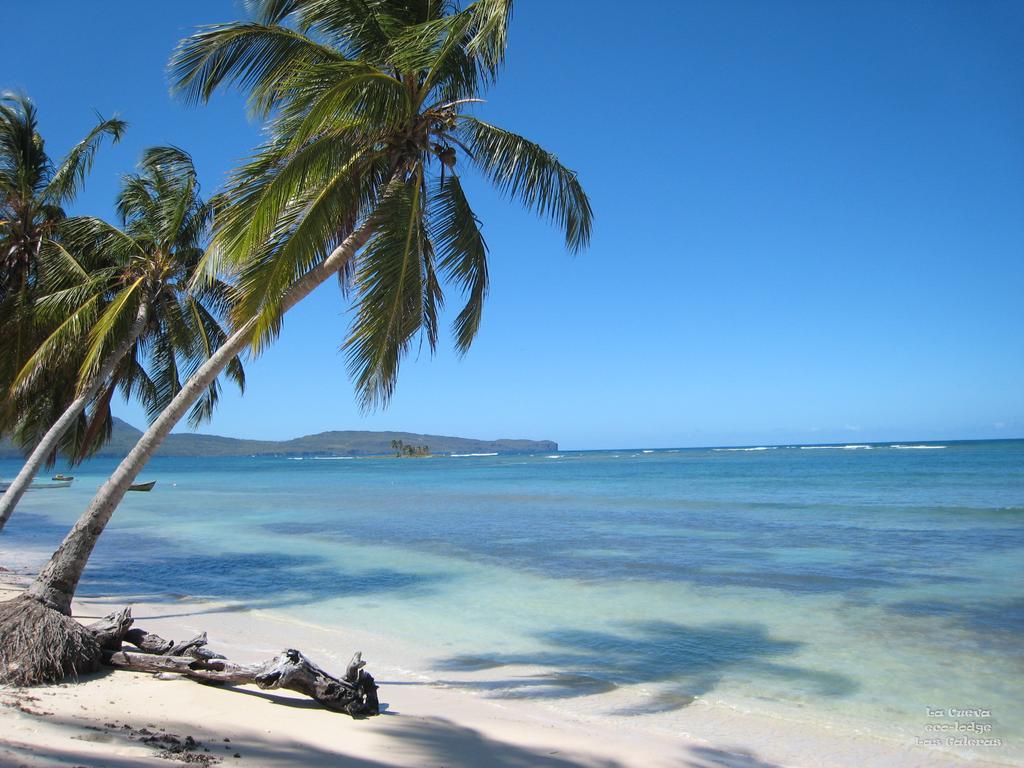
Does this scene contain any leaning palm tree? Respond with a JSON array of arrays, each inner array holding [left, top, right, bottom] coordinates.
[[0, 146, 244, 530], [0, 92, 126, 434], [0, 0, 589, 686]]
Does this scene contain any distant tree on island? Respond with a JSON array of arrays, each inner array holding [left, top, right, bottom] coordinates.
[[391, 439, 429, 457]]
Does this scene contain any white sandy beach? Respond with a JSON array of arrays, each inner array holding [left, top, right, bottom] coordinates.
[[1, 561, 1017, 768]]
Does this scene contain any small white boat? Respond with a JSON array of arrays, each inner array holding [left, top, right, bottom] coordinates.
[[0, 480, 72, 492]]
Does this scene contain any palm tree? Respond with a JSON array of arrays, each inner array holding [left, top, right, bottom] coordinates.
[[0, 0, 590, 685], [0, 146, 244, 529], [0, 92, 126, 436]]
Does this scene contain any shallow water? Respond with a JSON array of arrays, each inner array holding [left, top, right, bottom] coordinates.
[[3, 439, 1022, 761]]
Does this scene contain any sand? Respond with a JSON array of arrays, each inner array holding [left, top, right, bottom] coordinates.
[[0, 566, 1018, 768]]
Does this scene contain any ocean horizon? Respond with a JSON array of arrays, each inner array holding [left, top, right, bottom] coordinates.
[[2, 438, 1022, 764]]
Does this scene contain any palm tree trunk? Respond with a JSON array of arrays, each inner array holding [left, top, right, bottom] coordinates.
[[26, 222, 375, 615], [0, 302, 150, 531]]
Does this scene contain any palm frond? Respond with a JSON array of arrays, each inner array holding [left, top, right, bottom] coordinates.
[[465, 0, 512, 80], [344, 172, 435, 410], [79, 277, 145, 385], [284, 0, 400, 62], [391, 12, 474, 88], [11, 288, 105, 392], [227, 146, 386, 351], [458, 116, 592, 252], [215, 131, 369, 270], [0, 92, 46, 198], [30, 279, 112, 328], [276, 61, 409, 151], [187, 376, 222, 427], [145, 319, 183, 422], [116, 351, 159, 419], [43, 114, 126, 206], [169, 22, 347, 117], [245, 0, 300, 25], [138, 145, 198, 183], [34, 238, 101, 291], [429, 173, 487, 354], [72, 380, 117, 463], [225, 355, 246, 393], [59, 215, 149, 263]]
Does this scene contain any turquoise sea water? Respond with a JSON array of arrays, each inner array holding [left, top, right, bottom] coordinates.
[[2, 440, 1022, 760]]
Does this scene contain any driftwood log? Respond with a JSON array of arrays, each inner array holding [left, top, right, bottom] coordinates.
[[84, 608, 378, 717]]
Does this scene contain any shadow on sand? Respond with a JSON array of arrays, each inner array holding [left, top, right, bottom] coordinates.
[[0, 701, 794, 768], [0, 708, 630, 767], [436, 619, 857, 713]]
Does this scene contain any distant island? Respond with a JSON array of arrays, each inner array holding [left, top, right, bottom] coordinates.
[[0, 418, 556, 460]]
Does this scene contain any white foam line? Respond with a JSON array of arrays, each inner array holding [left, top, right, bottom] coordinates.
[[800, 445, 873, 450]]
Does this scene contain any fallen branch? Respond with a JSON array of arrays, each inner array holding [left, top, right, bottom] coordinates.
[[85, 608, 378, 717], [86, 608, 133, 652], [123, 627, 173, 655]]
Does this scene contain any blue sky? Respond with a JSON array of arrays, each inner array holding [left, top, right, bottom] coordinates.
[[3, 1, 1022, 449]]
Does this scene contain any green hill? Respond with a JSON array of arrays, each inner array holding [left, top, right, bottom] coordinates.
[[0, 418, 557, 459]]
